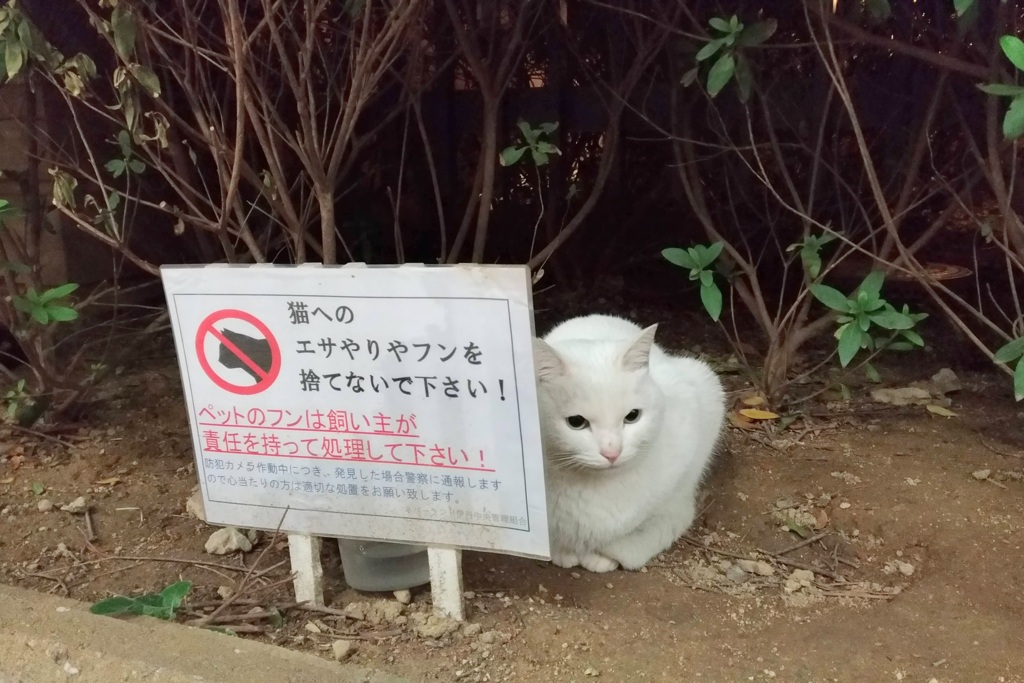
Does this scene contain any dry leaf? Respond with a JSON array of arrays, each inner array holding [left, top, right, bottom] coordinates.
[[94, 477, 121, 486], [728, 412, 757, 430], [0, 477, 13, 485], [925, 404, 957, 417], [814, 508, 830, 529], [741, 395, 765, 407], [739, 408, 780, 420]]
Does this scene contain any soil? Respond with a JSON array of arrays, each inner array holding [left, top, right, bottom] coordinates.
[[2, 306, 1023, 683]]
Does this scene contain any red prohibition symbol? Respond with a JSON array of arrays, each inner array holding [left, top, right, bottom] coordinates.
[[195, 309, 282, 395]]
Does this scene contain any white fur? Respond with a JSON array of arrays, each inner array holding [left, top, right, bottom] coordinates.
[[533, 314, 725, 573]]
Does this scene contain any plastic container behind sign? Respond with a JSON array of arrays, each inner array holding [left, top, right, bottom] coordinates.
[[337, 539, 431, 592]]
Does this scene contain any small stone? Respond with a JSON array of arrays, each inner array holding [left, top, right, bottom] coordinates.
[[896, 560, 915, 576], [972, 469, 991, 481], [217, 586, 234, 600], [37, 500, 53, 513], [204, 527, 253, 555], [185, 488, 206, 521], [462, 623, 483, 638], [393, 589, 412, 605], [736, 559, 775, 577], [604, 583, 613, 590], [409, 611, 459, 639], [63, 661, 79, 676], [479, 630, 497, 645], [584, 667, 601, 677], [331, 639, 356, 662], [570, 572, 581, 579], [839, 502, 851, 509], [60, 497, 87, 514], [725, 565, 748, 583], [462, 591, 476, 600], [871, 387, 931, 406], [927, 368, 962, 395]]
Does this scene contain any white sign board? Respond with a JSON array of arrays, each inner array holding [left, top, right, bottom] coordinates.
[[160, 264, 550, 559]]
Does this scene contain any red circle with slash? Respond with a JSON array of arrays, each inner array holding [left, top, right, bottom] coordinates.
[[195, 309, 282, 395]]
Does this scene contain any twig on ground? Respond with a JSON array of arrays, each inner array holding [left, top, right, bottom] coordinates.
[[772, 532, 829, 556], [0, 425, 78, 449], [980, 438, 1023, 459]]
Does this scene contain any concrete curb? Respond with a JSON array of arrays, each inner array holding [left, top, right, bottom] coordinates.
[[0, 584, 416, 683]]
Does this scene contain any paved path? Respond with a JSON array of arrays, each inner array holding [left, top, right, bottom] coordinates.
[[0, 584, 413, 683]]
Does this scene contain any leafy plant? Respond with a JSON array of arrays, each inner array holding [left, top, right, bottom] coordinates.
[[977, 35, 1024, 140], [12, 283, 79, 325], [90, 581, 192, 621], [2, 378, 27, 421], [993, 338, 1024, 401], [787, 232, 838, 280], [500, 121, 561, 167], [810, 271, 926, 367], [683, 15, 777, 100], [662, 242, 725, 322]]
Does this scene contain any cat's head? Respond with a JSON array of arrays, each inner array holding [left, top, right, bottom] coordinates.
[[533, 324, 664, 471]]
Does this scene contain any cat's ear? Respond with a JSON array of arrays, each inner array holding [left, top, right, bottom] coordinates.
[[533, 338, 566, 381], [621, 324, 658, 371]]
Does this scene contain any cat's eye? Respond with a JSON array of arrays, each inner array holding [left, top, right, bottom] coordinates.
[[565, 415, 589, 430], [624, 409, 641, 424]]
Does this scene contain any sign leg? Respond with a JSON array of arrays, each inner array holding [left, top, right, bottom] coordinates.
[[428, 547, 464, 621], [287, 533, 324, 606]]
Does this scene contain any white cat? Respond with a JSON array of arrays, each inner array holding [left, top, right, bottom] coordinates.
[[533, 314, 725, 573]]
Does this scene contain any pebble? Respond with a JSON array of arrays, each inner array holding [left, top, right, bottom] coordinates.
[[725, 564, 748, 583], [462, 591, 476, 600], [37, 500, 53, 513], [584, 667, 601, 677], [60, 497, 87, 514], [479, 630, 497, 645], [462, 623, 483, 638], [839, 502, 851, 509], [972, 469, 991, 481], [204, 527, 253, 555], [570, 572, 581, 579], [896, 560, 915, 576], [331, 639, 356, 662], [393, 589, 412, 605], [736, 559, 775, 577], [63, 662, 79, 676]]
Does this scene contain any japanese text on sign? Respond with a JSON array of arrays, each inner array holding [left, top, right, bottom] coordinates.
[[161, 264, 549, 558]]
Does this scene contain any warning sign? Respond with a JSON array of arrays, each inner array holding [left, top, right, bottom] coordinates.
[[195, 309, 281, 395], [159, 264, 549, 560]]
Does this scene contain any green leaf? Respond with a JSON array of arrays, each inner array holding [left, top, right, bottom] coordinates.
[[530, 148, 549, 166], [837, 323, 865, 367], [160, 581, 192, 610], [31, 307, 49, 325], [706, 53, 735, 97], [704, 241, 724, 264], [5, 40, 23, 80], [868, 308, 915, 330], [12, 295, 31, 313], [90, 596, 137, 616], [132, 65, 160, 97], [700, 282, 723, 322], [1000, 35, 1024, 73], [699, 270, 713, 287], [977, 83, 1024, 97], [855, 270, 885, 300], [810, 284, 851, 312], [900, 329, 925, 347], [866, 0, 891, 20], [887, 341, 916, 352], [737, 19, 777, 47], [1014, 358, 1024, 401], [865, 363, 881, 383], [108, 191, 121, 211], [709, 17, 731, 32], [0, 260, 30, 274], [128, 159, 146, 174], [1003, 96, 1024, 140], [31, 481, 44, 495], [801, 246, 822, 278], [499, 146, 526, 167], [953, 0, 974, 16], [539, 122, 558, 134], [695, 38, 725, 62], [39, 282, 79, 303], [517, 120, 540, 145], [662, 247, 697, 269], [105, 159, 126, 178], [734, 54, 754, 102], [994, 337, 1024, 363], [117, 130, 132, 158], [111, 5, 136, 60], [681, 66, 699, 87], [47, 306, 78, 322]]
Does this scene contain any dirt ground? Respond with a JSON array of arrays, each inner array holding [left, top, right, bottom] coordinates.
[[1, 307, 1023, 683]]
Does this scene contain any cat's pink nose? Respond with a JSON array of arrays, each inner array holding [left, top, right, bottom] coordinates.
[[600, 448, 621, 463]]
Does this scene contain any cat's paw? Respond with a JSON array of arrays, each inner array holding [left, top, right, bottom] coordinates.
[[550, 551, 581, 569], [579, 553, 619, 573]]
